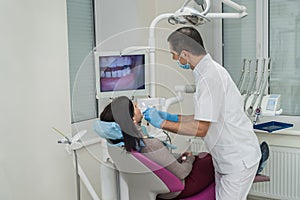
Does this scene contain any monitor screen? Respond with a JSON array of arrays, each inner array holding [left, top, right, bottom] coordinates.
[[94, 51, 148, 98]]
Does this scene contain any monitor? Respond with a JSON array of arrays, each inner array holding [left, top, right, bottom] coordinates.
[[94, 50, 149, 99]]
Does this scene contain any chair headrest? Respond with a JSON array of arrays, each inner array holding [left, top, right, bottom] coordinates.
[[93, 120, 124, 146]]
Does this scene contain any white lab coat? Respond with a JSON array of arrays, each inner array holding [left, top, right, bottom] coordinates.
[[192, 54, 261, 174]]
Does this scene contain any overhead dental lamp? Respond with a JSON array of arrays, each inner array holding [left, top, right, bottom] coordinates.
[[122, 0, 248, 97], [168, 0, 247, 26], [168, 0, 210, 26]]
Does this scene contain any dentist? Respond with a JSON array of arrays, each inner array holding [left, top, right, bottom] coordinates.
[[143, 26, 261, 200]]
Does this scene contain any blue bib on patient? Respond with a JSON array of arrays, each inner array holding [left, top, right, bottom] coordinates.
[[93, 120, 176, 149], [93, 120, 125, 146]]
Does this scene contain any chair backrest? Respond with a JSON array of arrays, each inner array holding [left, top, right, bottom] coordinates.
[[107, 144, 184, 200], [131, 150, 184, 192]]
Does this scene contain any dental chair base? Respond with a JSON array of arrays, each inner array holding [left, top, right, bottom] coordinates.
[[107, 145, 184, 200], [181, 182, 215, 200], [108, 145, 269, 200]]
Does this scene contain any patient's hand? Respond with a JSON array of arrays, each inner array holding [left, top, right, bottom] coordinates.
[[180, 151, 193, 162]]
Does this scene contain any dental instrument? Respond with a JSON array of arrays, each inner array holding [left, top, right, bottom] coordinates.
[[240, 58, 283, 122], [54, 128, 89, 200], [243, 59, 259, 111], [237, 58, 247, 92], [246, 58, 266, 116], [137, 84, 195, 113], [253, 58, 271, 124], [240, 59, 252, 95], [137, 84, 195, 139]]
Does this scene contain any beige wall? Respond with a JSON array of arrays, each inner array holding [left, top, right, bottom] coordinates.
[[94, 0, 155, 51], [153, 0, 219, 115], [0, 0, 218, 199], [0, 0, 74, 199]]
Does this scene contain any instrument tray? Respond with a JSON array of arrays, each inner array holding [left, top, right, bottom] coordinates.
[[254, 121, 293, 133]]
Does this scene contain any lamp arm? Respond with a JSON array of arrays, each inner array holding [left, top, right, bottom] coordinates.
[[202, 0, 211, 15], [221, 0, 247, 12], [205, 0, 247, 19], [149, 13, 173, 98], [206, 12, 247, 19], [181, 0, 193, 11], [149, 13, 173, 47]]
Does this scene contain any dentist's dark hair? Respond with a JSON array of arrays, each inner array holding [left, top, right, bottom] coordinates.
[[100, 96, 144, 152], [167, 26, 206, 56]]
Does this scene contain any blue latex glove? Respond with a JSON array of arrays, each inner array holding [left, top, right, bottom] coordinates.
[[157, 110, 179, 122], [143, 107, 164, 128]]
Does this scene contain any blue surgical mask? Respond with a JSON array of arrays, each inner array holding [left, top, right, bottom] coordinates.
[[177, 57, 190, 70]]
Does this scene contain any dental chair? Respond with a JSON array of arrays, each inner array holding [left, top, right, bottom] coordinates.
[[107, 144, 269, 200], [107, 144, 216, 200]]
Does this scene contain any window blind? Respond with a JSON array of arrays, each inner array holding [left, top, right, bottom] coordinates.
[[223, 0, 256, 84], [269, 0, 300, 115], [67, 0, 97, 122]]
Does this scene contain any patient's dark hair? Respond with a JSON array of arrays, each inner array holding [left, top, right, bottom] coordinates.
[[100, 96, 144, 152]]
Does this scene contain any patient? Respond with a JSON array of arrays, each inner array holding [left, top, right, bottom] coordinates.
[[95, 96, 215, 199]]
